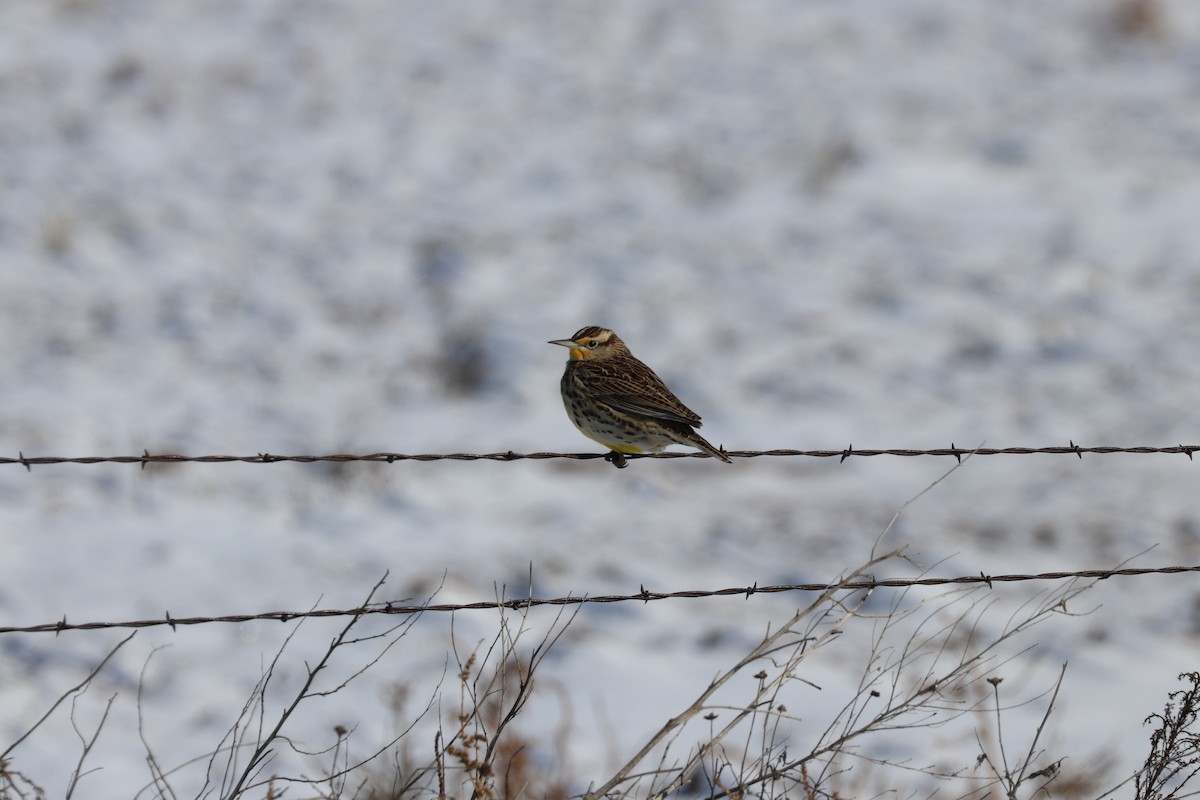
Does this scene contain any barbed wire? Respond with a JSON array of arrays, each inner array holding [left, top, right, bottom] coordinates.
[[4, 564, 1197, 636], [2, 442, 1198, 469]]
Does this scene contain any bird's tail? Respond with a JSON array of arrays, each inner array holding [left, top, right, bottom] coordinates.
[[685, 430, 733, 463]]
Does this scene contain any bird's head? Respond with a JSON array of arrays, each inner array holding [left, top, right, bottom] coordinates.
[[548, 326, 628, 361]]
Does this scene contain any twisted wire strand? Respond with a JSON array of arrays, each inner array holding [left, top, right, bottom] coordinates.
[[4, 564, 1197, 635], [2, 442, 1198, 469]]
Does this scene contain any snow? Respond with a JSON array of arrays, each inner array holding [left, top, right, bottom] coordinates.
[[3, 1, 1200, 796]]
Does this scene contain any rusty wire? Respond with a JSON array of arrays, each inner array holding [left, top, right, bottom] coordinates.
[[1, 442, 1198, 469], [4, 564, 1198, 636]]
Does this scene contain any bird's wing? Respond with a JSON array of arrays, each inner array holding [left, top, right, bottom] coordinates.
[[585, 360, 704, 428]]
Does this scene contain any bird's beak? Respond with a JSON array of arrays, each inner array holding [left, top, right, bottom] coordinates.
[[548, 338, 578, 348]]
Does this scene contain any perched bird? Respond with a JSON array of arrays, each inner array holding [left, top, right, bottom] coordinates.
[[549, 326, 732, 463]]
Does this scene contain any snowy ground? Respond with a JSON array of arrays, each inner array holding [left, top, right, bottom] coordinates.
[[4, 1, 1200, 797]]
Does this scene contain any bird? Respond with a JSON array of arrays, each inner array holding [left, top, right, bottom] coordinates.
[[548, 326, 732, 464]]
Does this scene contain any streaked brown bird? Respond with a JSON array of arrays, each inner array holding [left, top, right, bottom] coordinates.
[[549, 326, 732, 463]]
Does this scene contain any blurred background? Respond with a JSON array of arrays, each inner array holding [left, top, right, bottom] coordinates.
[[3, 0, 1200, 796]]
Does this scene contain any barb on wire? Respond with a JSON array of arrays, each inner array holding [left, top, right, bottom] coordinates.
[[1, 443, 1198, 468], [3, 564, 1198, 636]]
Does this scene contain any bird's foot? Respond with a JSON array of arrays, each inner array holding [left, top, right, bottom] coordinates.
[[604, 450, 629, 469]]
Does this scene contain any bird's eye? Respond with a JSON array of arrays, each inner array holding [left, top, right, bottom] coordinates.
[[587, 340, 599, 349]]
